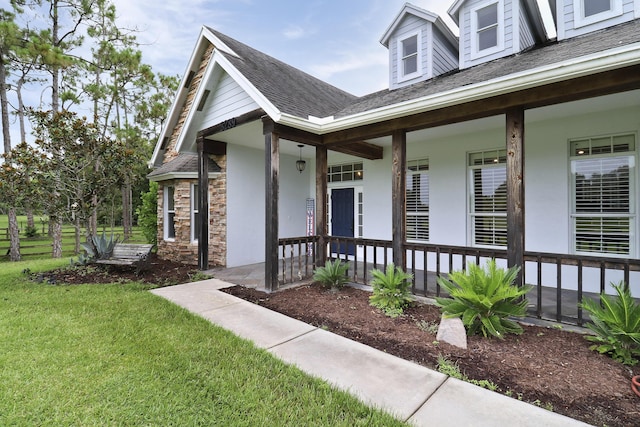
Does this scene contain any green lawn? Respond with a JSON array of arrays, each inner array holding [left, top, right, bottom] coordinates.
[[0, 260, 406, 426]]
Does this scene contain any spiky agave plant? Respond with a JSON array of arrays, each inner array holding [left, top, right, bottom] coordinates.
[[435, 259, 531, 339]]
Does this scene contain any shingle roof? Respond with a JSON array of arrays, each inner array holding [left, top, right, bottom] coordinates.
[[148, 153, 221, 179], [207, 27, 357, 119], [334, 18, 640, 118], [208, 18, 640, 122]]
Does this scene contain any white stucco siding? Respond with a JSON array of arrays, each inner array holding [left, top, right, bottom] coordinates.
[[226, 144, 311, 267], [226, 144, 266, 267]]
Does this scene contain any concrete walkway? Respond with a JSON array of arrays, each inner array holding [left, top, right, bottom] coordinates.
[[151, 279, 592, 427]]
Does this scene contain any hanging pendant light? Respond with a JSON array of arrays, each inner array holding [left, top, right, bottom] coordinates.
[[296, 144, 306, 173]]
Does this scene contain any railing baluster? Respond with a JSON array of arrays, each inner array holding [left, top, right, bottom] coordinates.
[[577, 259, 583, 326], [556, 257, 562, 323], [536, 256, 542, 319]]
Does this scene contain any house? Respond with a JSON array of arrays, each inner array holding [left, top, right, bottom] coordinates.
[[149, 0, 640, 324]]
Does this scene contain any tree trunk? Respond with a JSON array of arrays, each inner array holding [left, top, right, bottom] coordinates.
[[1, 53, 12, 154], [51, 215, 62, 258], [16, 77, 27, 144], [26, 208, 35, 229], [8, 208, 21, 262], [122, 180, 132, 239], [74, 214, 81, 254]]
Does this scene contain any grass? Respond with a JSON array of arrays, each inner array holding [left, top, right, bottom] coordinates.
[[0, 259, 406, 426], [0, 215, 146, 260]]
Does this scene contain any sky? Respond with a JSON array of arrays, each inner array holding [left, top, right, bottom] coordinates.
[[109, 0, 460, 97], [4, 0, 554, 146]]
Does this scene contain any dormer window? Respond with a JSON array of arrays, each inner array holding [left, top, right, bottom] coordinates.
[[397, 30, 422, 82], [574, 0, 622, 28], [470, 0, 503, 59]]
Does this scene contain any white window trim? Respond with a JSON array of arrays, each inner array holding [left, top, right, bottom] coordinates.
[[164, 185, 175, 242], [396, 29, 423, 83], [569, 132, 637, 258], [470, 0, 504, 60], [190, 183, 199, 244], [467, 149, 508, 249], [573, 0, 623, 28]]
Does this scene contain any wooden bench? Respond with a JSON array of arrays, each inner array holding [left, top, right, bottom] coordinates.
[[95, 243, 154, 273]]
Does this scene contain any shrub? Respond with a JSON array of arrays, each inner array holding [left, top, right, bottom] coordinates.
[[580, 281, 640, 366], [137, 181, 158, 246], [435, 259, 531, 339], [369, 263, 413, 317], [313, 259, 350, 290], [24, 225, 39, 238]]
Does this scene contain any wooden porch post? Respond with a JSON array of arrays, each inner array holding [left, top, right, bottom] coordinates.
[[264, 123, 280, 291], [506, 108, 525, 286], [197, 137, 209, 270], [392, 129, 407, 270], [315, 145, 328, 267]]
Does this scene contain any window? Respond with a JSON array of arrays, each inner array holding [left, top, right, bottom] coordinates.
[[570, 134, 636, 256], [357, 191, 364, 238], [328, 162, 363, 183], [574, 0, 622, 27], [406, 159, 429, 241], [401, 34, 418, 77], [164, 185, 175, 240], [469, 150, 507, 247], [191, 184, 200, 243], [470, 0, 503, 58]]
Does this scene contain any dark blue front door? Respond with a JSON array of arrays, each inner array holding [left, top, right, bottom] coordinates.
[[331, 188, 355, 256]]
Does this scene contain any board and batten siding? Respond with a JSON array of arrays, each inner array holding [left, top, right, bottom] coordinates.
[[556, 0, 639, 40]]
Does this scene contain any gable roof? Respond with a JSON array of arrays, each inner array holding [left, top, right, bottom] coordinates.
[[379, 3, 458, 48], [206, 27, 357, 119]]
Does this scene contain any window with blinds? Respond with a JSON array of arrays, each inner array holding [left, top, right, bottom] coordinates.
[[570, 133, 636, 256], [469, 150, 507, 247], [191, 184, 199, 243], [406, 159, 429, 241], [165, 185, 175, 240]]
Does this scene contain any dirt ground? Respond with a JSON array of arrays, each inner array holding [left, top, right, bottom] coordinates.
[[44, 259, 640, 427]]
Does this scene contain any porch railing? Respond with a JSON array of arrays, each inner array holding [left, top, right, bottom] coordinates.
[[280, 235, 640, 326]]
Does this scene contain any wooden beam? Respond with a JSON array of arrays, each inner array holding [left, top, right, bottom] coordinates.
[[506, 108, 525, 285], [265, 130, 280, 292], [202, 139, 226, 155], [322, 65, 640, 145], [197, 137, 209, 270], [198, 108, 265, 138], [315, 146, 328, 267], [267, 122, 383, 160], [392, 129, 407, 270]]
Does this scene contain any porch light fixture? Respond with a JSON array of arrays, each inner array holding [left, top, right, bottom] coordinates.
[[296, 144, 306, 173]]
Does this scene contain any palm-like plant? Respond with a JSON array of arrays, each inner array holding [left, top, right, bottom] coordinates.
[[435, 259, 531, 339], [313, 259, 350, 290], [369, 263, 414, 317], [580, 281, 640, 366]]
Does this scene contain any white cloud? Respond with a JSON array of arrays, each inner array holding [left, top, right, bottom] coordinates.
[[282, 25, 306, 40]]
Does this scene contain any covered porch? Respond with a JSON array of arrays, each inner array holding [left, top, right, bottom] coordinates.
[[195, 58, 640, 326]]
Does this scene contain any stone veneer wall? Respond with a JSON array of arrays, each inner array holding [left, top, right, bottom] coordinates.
[[156, 154, 227, 267]]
